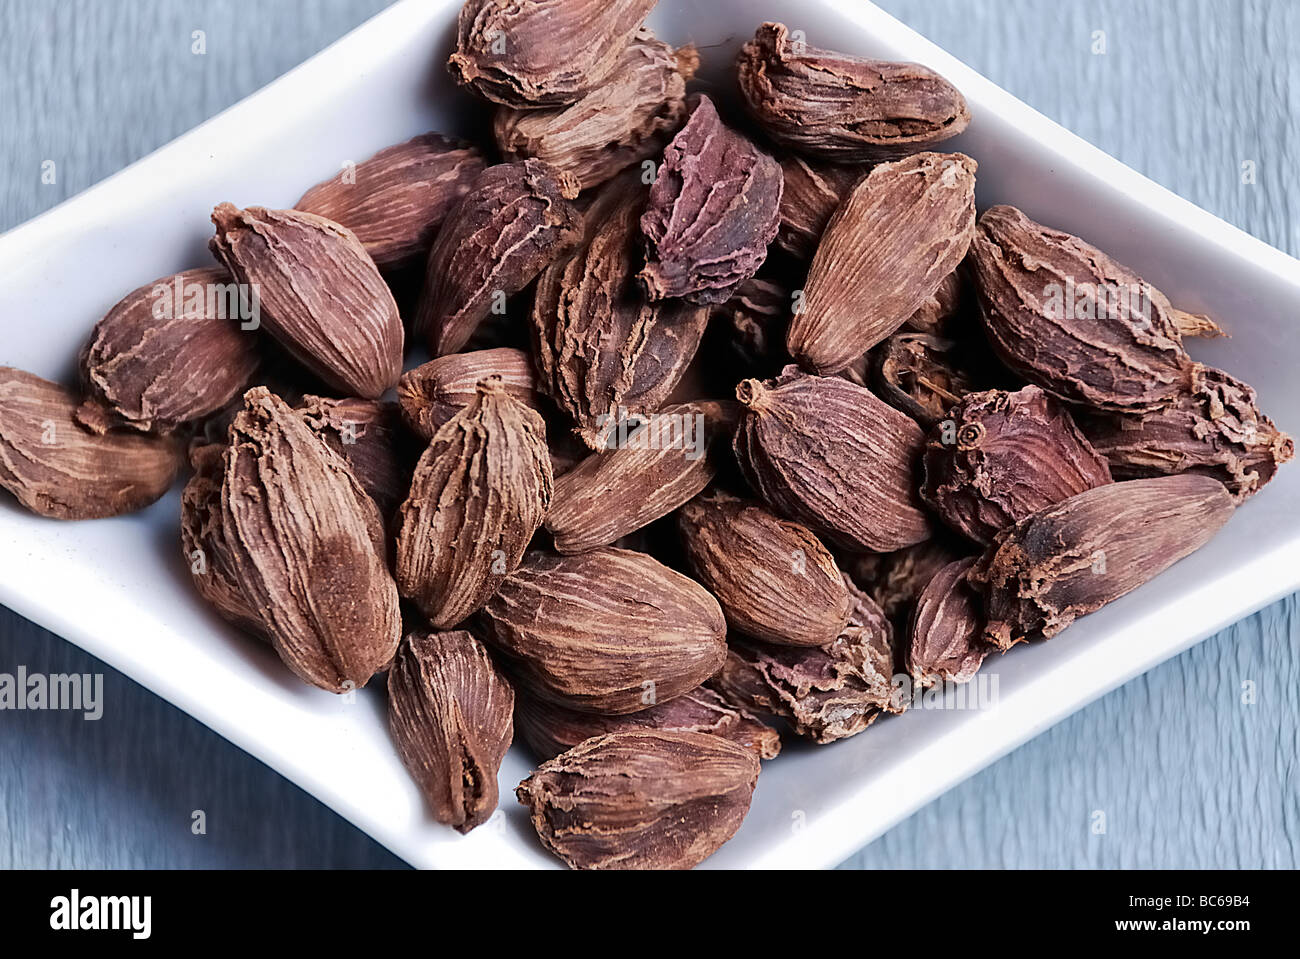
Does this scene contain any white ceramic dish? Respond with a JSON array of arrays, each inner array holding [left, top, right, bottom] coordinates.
[[1, 0, 1297, 869]]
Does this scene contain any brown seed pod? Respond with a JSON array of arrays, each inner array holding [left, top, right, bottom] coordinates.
[[532, 183, 709, 449], [395, 379, 553, 629], [294, 133, 486, 271], [638, 95, 783, 305], [494, 30, 696, 192], [220, 388, 401, 692], [0, 367, 181, 520], [514, 685, 781, 762], [76, 267, 261, 435], [396, 348, 540, 444], [478, 547, 728, 715], [678, 490, 851, 647], [1078, 364, 1294, 502], [737, 22, 970, 162], [416, 160, 583, 356], [296, 396, 410, 517], [545, 401, 736, 554], [734, 366, 933, 553], [970, 205, 1196, 413], [209, 204, 403, 399], [711, 581, 900, 743], [906, 557, 987, 688], [448, 0, 658, 108], [787, 152, 977, 375], [921, 386, 1113, 545], [773, 155, 862, 261], [967, 475, 1236, 650], [515, 729, 759, 870], [180, 442, 264, 639], [387, 629, 515, 833]]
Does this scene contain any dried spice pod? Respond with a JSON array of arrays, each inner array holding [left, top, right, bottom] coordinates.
[[967, 475, 1236, 650], [478, 547, 728, 715], [294, 133, 486, 271], [516, 729, 759, 870], [221, 387, 401, 692], [712, 584, 900, 743], [734, 366, 933, 553], [546, 401, 736, 554], [678, 491, 851, 647], [921, 386, 1113, 545], [1079, 364, 1294, 503], [397, 348, 540, 443], [448, 0, 658, 108], [387, 629, 515, 833], [76, 267, 261, 435], [787, 151, 977, 375], [0, 367, 181, 520], [395, 379, 553, 629], [847, 535, 969, 632], [873, 332, 979, 427], [494, 31, 696, 192], [532, 184, 710, 449], [180, 443, 264, 638], [907, 557, 986, 687], [737, 22, 970, 162], [296, 396, 410, 516], [209, 204, 403, 399], [638, 95, 783, 305], [416, 160, 582, 356], [515, 685, 781, 762], [904, 269, 966, 336], [773, 155, 861, 261], [971, 205, 1197, 413]]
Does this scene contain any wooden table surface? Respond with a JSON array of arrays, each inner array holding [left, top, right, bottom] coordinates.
[[1, 0, 1296, 869]]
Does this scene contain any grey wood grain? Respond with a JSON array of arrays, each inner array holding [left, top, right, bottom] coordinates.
[[0, 0, 1296, 869]]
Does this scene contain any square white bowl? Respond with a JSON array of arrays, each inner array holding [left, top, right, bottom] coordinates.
[[1, 0, 1297, 869]]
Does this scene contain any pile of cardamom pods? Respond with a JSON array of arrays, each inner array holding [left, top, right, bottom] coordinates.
[[0, 1, 1291, 870]]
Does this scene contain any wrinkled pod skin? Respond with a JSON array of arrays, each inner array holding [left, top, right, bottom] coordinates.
[[387, 629, 515, 833], [733, 365, 933, 553], [1078, 363, 1294, 503], [737, 21, 970, 162], [395, 378, 553, 629], [209, 203, 404, 399], [494, 30, 697, 192], [295, 133, 486, 271], [76, 266, 261, 435], [921, 386, 1113, 545], [417, 160, 583, 356], [970, 205, 1196, 413], [514, 685, 781, 762], [397, 348, 540, 443], [786, 151, 977, 376], [478, 547, 728, 715], [638, 94, 783, 306], [0, 367, 182, 520], [515, 729, 759, 870], [448, 0, 658, 108], [967, 474, 1236, 650], [906, 556, 987, 687], [677, 490, 851, 647], [220, 387, 401, 692]]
